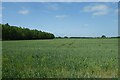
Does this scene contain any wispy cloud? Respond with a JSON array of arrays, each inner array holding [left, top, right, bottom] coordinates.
[[55, 15, 67, 19], [45, 3, 60, 11], [18, 9, 29, 15], [83, 4, 109, 16]]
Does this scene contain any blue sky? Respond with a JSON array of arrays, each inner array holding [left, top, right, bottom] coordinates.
[[2, 0, 119, 2], [2, 2, 118, 37]]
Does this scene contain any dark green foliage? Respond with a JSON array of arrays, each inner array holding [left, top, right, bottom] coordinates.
[[1, 23, 55, 40], [101, 35, 106, 38], [0, 24, 2, 40], [64, 36, 68, 38], [57, 36, 62, 39]]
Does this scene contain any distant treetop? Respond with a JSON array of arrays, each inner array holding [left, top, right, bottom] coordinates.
[[101, 35, 106, 38]]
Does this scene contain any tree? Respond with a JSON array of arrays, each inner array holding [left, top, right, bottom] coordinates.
[[64, 36, 68, 38], [5, 23, 10, 26], [57, 36, 62, 38], [2, 23, 55, 40], [101, 35, 106, 38]]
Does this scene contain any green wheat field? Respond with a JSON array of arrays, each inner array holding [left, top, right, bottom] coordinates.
[[2, 38, 118, 78]]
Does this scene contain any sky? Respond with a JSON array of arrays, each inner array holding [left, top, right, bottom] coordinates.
[[1, 2, 118, 37], [2, 0, 120, 2]]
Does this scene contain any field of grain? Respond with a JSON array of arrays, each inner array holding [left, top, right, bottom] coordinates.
[[2, 39, 118, 78]]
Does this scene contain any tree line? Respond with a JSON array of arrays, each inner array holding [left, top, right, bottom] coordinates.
[[1, 23, 55, 40]]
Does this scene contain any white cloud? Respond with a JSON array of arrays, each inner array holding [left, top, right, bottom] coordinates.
[[83, 4, 109, 16], [45, 3, 60, 11], [93, 11, 108, 16], [18, 9, 29, 15], [55, 15, 67, 19]]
